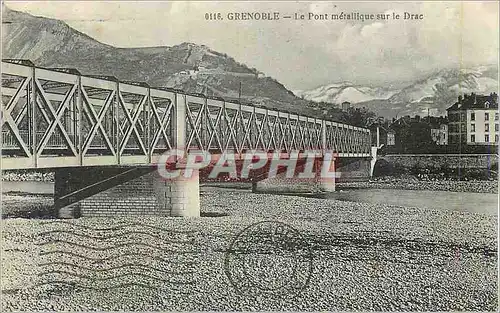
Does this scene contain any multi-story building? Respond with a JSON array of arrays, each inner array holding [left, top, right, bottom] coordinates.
[[430, 124, 448, 145], [446, 93, 499, 145], [369, 123, 396, 147], [341, 101, 351, 111], [387, 130, 396, 146]]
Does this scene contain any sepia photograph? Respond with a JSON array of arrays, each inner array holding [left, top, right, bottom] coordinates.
[[1, 1, 498, 311]]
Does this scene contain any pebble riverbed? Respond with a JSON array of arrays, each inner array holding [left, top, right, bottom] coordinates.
[[1, 187, 497, 311]]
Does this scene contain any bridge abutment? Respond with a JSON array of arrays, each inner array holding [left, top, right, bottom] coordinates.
[[55, 167, 200, 218]]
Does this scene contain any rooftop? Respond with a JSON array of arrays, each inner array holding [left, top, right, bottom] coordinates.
[[447, 92, 498, 111]]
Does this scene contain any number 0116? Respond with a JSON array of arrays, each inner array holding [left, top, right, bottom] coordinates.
[[205, 13, 222, 20]]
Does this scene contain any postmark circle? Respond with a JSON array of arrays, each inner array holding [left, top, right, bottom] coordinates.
[[224, 221, 313, 297]]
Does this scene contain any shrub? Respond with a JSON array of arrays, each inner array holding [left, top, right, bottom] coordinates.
[[373, 159, 394, 177]]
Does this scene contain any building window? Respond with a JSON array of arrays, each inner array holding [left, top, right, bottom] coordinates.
[[496, 113, 499, 120], [485, 134, 489, 142], [485, 124, 489, 132], [471, 112, 475, 121], [461, 124, 466, 132], [471, 123, 475, 132], [485, 113, 489, 120], [485, 101, 490, 108], [496, 135, 499, 143], [496, 124, 499, 132], [471, 135, 475, 142]]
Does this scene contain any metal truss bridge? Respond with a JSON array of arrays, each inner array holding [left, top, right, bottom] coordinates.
[[1, 59, 371, 170]]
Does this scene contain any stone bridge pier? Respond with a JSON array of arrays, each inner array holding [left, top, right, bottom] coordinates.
[[55, 166, 200, 218], [252, 156, 372, 194], [54, 153, 373, 218]]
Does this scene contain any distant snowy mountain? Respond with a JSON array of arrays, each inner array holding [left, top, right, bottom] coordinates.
[[296, 65, 499, 117], [295, 82, 398, 104], [388, 66, 498, 105]]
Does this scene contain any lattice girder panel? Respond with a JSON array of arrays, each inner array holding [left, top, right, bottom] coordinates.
[[253, 108, 267, 151], [329, 125, 337, 152], [307, 120, 315, 150], [221, 102, 240, 153], [324, 122, 333, 151], [279, 114, 291, 152], [347, 127, 354, 153], [353, 128, 360, 153], [332, 124, 340, 153], [238, 104, 255, 152], [309, 119, 322, 150], [332, 124, 340, 152], [343, 126, 351, 153], [350, 127, 357, 153], [344, 126, 352, 153], [287, 115, 299, 151], [234, 108, 245, 151], [342, 126, 350, 153], [185, 95, 206, 151], [205, 98, 225, 152], [295, 118, 308, 151], [259, 112, 272, 151], [1, 63, 33, 157], [34, 68, 79, 157], [118, 83, 148, 156], [359, 130, 366, 153], [336, 126, 345, 153], [352, 128, 359, 153], [356, 129, 364, 153], [273, 114, 285, 151], [80, 76, 117, 157], [266, 111, 280, 151], [303, 118, 315, 150], [364, 130, 371, 153], [149, 89, 175, 153]]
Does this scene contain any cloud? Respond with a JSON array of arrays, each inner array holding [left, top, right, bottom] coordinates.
[[4, 1, 498, 90]]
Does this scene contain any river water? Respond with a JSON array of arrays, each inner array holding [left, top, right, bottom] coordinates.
[[2, 181, 497, 216], [327, 188, 498, 216], [2, 181, 54, 194]]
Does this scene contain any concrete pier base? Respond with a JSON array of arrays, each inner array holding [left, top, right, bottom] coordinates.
[[154, 171, 200, 217], [54, 167, 200, 218]]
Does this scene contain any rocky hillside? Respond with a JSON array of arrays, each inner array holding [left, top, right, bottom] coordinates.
[[2, 6, 323, 116], [296, 65, 498, 118]]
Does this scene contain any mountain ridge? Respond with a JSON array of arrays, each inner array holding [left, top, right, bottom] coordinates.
[[2, 6, 325, 117], [297, 65, 498, 117], [3, 6, 498, 120]]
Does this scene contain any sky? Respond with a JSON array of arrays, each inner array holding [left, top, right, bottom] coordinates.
[[4, 1, 499, 91]]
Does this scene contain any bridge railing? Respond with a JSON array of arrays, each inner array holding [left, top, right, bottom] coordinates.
[[1, 60, 371, 169]]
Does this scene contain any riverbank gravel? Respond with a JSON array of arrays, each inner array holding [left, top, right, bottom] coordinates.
[[1, 187, 497, 311], [339, 176, 498, 194]]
